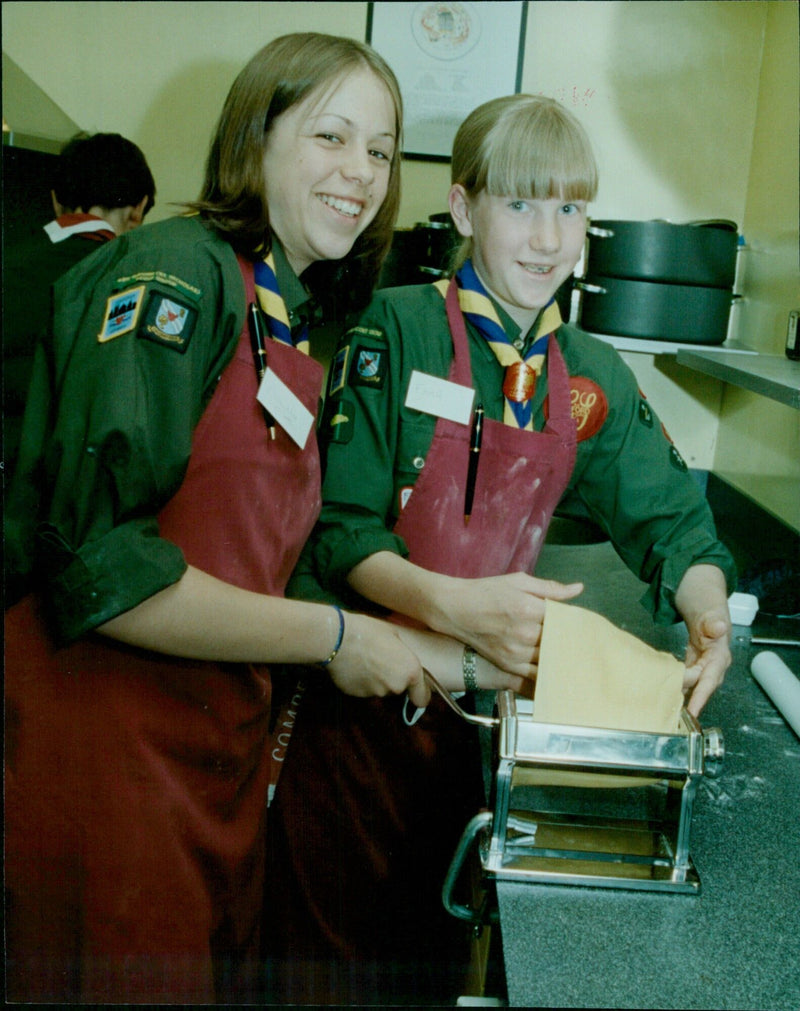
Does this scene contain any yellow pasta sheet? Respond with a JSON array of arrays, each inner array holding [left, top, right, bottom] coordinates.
[[534, 599, 684, 734], [515, 600, 685, 788]]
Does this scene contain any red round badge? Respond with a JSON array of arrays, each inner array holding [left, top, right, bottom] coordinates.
[[543, 376, 609, 442]]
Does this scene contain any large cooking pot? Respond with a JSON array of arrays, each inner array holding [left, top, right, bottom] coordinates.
[[586, 219, 738, 289], [576, 275, 737, 345]]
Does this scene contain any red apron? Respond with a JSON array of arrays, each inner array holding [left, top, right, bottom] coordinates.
[[4, 260, 323, 1004], [266, 280, 577, 1004]]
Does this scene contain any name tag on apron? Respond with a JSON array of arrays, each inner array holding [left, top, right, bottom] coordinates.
[[257, 368, 314, 449], [405, 370, 474, 425]]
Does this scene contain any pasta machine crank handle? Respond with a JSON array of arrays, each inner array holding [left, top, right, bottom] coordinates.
[[423, 669, 500, 728]]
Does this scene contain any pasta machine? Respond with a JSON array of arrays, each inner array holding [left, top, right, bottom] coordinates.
[[423, 674, 725, 929]]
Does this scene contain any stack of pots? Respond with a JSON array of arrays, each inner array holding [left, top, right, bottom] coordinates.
[[416, 212, 462, 279], [576, 219, 740, 345]]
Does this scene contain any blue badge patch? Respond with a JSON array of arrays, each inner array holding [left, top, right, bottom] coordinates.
[[98, 285, 146, 342], [138, 291, 197, 353], [350, 345, 387, 389], [329, 345, 351, 395]]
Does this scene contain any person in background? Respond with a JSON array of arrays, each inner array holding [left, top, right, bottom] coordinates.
[[3, 33, 527, 1005], [267, 93, 737, 1004], [3, 132, 156, 477], [49, 130, 156, 235]]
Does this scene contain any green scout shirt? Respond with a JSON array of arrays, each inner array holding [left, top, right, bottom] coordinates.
[[4, 215, 312, 643], [303, 282, 736, 623]]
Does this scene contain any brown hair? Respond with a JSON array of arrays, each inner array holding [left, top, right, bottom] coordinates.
[[450, 94, 598, 268], [191, 32, 403, 315]]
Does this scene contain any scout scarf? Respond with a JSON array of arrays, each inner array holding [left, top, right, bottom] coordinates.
[[436, 258, 561, 429], [254, 251, 309, 354]]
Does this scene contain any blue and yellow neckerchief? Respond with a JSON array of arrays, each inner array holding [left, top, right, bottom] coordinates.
[[436, 259, 561, 429], [253, 251, 309, 354]]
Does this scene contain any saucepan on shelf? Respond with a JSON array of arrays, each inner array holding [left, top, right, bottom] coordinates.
[[575, 275, 740, 345], [585, 218, 739, 289]]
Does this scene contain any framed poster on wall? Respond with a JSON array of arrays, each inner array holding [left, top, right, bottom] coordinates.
[[366, 1, 528, 161]]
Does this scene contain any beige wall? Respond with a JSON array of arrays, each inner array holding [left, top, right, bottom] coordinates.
[[713, 0, 800, 530], [1, 1, 768, 227], [4, 1, 798, 527], [401, 0, 766, 225], [3, 1, 371, 216]]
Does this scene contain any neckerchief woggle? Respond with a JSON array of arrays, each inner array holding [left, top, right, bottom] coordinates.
[[253, 250, 309, 354], [435, 258, 561, 429]]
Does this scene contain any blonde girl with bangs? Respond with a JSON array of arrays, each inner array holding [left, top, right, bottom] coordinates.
[[449, 93, 598, 270], [268, 93, 735, 1005]]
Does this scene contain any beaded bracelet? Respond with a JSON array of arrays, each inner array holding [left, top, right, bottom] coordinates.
[[462, 645, 478, 691], [319, 605, 345, 667]]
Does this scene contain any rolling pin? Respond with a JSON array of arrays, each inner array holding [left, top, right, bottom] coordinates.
[[751, 651, 800, 738]]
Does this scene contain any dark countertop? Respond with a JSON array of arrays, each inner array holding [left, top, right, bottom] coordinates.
[[492, 540, 800, 1010]]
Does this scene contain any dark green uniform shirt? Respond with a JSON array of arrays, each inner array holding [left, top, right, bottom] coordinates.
[[302, 282, 736, 623], [5, 215, 312, 643]]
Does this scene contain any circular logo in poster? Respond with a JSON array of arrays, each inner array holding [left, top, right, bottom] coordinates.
[[411, 2, 481, 61]]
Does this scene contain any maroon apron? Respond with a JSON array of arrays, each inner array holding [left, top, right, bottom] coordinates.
[[266, 280, 577, 1004], [4, 260, 323, 1004]]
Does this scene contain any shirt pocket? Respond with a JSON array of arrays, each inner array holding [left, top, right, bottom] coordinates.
[[392, 416, 434, 519]]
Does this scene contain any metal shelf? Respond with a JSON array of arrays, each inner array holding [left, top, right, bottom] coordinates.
[[586, 330, 757, 357], [675, 349, 800, 409], [581, 329, 799, 408]]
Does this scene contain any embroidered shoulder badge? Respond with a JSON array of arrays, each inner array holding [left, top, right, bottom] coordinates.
[[349, 345, 388, 390], [98, 285, 146, 342], [669, 444, 688, 471], [329, 345, 351, 395], [137, 291, 198, 353], [661, 423, 689, 471]]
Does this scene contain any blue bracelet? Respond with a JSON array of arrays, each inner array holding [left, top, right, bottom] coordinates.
[[319, 606, 345, 667]]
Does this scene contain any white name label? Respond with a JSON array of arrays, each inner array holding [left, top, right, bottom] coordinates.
[[404, 370, 474, 425], [257, 368, 314, 449]]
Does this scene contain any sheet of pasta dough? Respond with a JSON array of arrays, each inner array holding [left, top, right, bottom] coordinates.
[[514, 600, 685, 789], [534, 598, 684, 733]]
